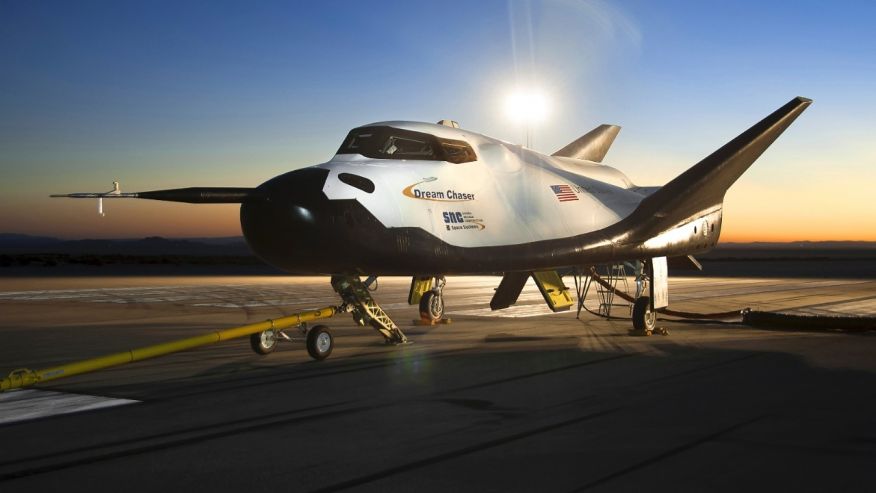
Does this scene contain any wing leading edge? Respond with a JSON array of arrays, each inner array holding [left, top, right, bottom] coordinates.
[[52, 187, 259, 203]]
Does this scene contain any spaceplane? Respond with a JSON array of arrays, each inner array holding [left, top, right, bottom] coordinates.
[[54, 97, 811, 358]]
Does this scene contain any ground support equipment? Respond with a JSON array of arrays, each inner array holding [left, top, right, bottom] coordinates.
[[331, 275, 409, 344], [1, 305, 339, 392]]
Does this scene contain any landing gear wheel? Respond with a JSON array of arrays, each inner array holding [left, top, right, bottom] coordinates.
[[632, 296, 656, 334], [306, 325, 334, 361], [419, 291, 444, 322], [250, 330, 278, 355]]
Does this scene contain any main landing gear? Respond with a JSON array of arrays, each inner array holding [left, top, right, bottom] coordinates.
[[631, 299, 668, 336], [632, 296, 657, 334], [630, 258, 670, 336]]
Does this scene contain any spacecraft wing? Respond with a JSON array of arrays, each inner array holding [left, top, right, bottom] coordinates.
[[52, 187, 259, 204], [615, 97, 811, 243]]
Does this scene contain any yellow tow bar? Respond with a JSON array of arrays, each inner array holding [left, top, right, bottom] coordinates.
[[1, 305, 339, 392]]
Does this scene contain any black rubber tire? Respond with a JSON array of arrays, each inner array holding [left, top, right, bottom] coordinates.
[[306, 325, 333, 361], [250, 330, 277, 355], [632, 296, 656, 332], [419, 291, 444, 321]]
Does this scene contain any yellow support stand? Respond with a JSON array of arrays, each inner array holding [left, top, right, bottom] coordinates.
[[1, 305, 339, 392]]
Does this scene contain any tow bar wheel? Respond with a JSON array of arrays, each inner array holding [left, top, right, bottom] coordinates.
[[250, 329, 278, 355], [307, 325, 334, 360]]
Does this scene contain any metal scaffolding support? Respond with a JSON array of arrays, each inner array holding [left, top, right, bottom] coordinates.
[[595, 263, 631, 318], [575, 264, 636, 319], [574, 267, 594, 320]]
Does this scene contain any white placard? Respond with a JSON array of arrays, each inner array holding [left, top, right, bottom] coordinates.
[[650, 256, 669, 309]]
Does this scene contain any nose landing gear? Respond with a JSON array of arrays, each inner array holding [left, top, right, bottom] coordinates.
[[418, 276, 446, 322], [410, 276, 450, 325], [419, 291, 444, 321]]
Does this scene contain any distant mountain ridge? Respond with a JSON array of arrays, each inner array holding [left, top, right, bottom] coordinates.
[[0, 234, 251, 256], [1, 234, 875, 256], [718, 241, 876, 249]]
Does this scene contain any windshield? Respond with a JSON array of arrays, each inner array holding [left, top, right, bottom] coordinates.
[[337, 126, 476, 163]]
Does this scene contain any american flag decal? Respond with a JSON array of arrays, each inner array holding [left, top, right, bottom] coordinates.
[[550, 184, 578, 202]]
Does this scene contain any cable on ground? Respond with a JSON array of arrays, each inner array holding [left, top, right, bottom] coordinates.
[[584, 268, 875, 332]]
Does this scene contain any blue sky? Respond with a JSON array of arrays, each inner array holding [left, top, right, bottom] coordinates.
[[1, 0, 874, 240]]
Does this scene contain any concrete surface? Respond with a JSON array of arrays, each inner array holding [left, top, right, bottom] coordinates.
[[0, 276, 874, 492]]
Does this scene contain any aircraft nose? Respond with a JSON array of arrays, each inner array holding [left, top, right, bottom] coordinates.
[[240, 168, 336, 272]]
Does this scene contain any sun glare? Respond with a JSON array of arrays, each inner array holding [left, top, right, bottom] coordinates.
[[503, 87, 550, 124]]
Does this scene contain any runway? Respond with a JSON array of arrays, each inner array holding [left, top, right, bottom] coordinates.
[[0, 275, 874, 492]]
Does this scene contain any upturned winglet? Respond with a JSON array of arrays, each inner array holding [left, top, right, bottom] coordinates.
[[619, 96, 812, 242]]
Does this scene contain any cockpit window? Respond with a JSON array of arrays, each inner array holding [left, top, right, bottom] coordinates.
[[379, 135, 435, 158], [345, 131, 376, 151], [441, 141, 477, 164], [337, 126, 476, 163]]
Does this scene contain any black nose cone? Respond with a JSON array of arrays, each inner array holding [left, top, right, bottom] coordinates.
[[241, 168, 335, 273]]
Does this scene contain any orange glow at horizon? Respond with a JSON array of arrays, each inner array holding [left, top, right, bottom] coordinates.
[[718, 179, 876, 242], [0, 198, 243, 239], [2, 195, 874, 243], [1, 155, 874, 242]]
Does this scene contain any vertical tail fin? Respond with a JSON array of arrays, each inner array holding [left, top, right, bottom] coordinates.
[[552, 124, 621, 162]]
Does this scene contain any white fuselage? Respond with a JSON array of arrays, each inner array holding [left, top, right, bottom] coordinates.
[[319, 121, 650, 249]]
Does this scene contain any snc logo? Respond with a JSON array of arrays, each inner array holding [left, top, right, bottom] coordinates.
[[442, 212, 465, 224]]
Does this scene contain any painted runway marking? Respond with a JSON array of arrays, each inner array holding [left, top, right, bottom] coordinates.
[[0, 389, 138, 425]]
